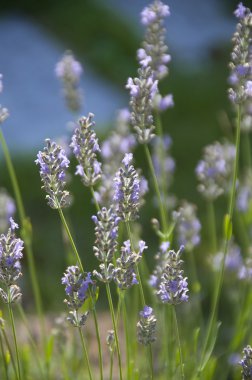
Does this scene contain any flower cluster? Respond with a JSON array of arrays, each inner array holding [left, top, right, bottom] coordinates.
[[126, 65, 158, 144], [92, 207, 120, 283], [113, 153, 140, 221], [62, 266, 92, 327], [70, 113, 102, 187], [137, 305, 157, 345], [176, 201, 201, 251], [139, 0, 170, 80], [35, 139, 71, 209], [195, 141, 236, 200], [228, 3, 252, 105], [113, 240, 147, 290], [157, 246, 189, 305], [239, 345, 252, 379], [0, 188, 16, 234], [0, 218, 23, 303], [55, 51, 83, 112]]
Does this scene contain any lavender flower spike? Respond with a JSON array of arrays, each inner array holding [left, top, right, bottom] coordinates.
[[137, 305, 157, 345], [113, 239, 147, 290], [139, 0, 171, 80], [228, 4, 252, 104], [239, 345, 252, 379], [0, 218, 24, 303], [113, 153, 140, 221], [62, 266, 92, 326], [70, 113, 102, 187], [55, 51, 83, 112], [157, 245, 189, 305], [92, 207, 120, 283], [35, 139, 71, 209], [126, 64, 157, 144]]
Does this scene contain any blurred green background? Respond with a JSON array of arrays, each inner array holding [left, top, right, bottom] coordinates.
[[0, 0, 251, 312]]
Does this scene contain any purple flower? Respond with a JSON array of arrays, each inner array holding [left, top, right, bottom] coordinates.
[[141, 8, 157, 25], [70, 114, 102, 187], [234, 3, 247, 19], [35, 139, 71, 209], [157, 246, 189, 305], [140, 305, 153, 318], [137, 305, 157, 345], [113, 154, 140, 221], [0, 220, 24, 286], [122, 153, 133, 166]]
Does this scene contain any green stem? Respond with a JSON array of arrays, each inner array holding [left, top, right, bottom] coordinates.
[[91, 305, 104, 380], [78, 326, 94, 380], [0, 129, 45, 339], [207, 201, 217, 254], [57, 204, 103, 380], [106, 283, 123, 380], [109, 352, 114, 380], [143, 144, 168, 235], [148, 344, 154, 380], [197, 104, 242, 376], [121, 292, 131, 380], [57, 207, 84, 272], [0, 330, 9, 380], [90, 186, 101, 212], [7, 293, 21, 380], [2, 328, 18, 379], [172, 306, 184, 380], [125, 221, 145, 306]]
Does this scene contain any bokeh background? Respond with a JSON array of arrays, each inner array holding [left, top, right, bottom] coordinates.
[[0, 0, 250, 311]]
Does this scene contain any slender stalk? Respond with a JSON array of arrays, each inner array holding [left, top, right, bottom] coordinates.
[[0, 331, 9, 380], [148, 344, 154, 380], [0, 129, 45, 337], [56, 204, 103, 380], [2, 329, 18, 379], [109, 351, 114, 380], [78, 326, 94, 380], [91, 301, 104, 380], [90, 186, 101, 212], [57, 207, 84, 272], [207, 201, 217, 254], [7, 293, 21, 380], [121, 293, 131, 380], [125, 221, 145, 306], [143, 143, 168, 235], [106, 283, 123, 380], [172, 306, 184, 380], [197, 104, 242, 376]]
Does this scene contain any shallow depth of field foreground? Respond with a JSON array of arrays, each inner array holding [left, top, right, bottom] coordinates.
[[1, 1, 252, 379]]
